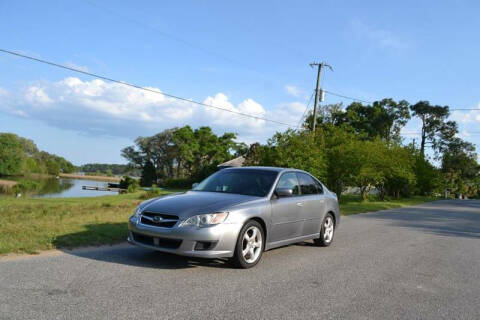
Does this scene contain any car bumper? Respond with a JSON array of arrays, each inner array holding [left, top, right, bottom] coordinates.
[[128, 216, 242, 258]]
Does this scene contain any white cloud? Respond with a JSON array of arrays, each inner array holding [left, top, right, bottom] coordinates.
[[451, 108, 480, 124], [400, 128, 421, 137], [0, 86, 29, 118], [350, 19, 409, 50], [0, 87, 8, 97], [25, 86, 53, 105], [0, 77, 306, 142], [459, 130, 471, 138], [285, 85, 302, 97]]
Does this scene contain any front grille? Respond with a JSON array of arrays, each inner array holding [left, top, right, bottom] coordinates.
[[131, 232, 182, 249], [140, 211, 179, 228], [132, 232, 154, 246]]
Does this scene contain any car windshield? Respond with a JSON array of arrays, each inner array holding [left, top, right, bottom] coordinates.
[[193, 169, 278, 197]]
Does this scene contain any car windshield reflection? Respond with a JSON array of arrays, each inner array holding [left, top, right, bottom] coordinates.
[[193, 169, 278, 197]]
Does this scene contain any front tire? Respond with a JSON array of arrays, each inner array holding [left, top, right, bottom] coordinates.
[[314, 213, 335, 247], [230, 220, 264, 269]]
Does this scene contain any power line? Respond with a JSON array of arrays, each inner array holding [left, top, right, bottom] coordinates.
[[323, 89, 480, 111], [85, 0, 249, 71], [296, 90, 315, 129], [0, 48, 296, 128], [2, 48, 479, 130], [401, 132, 480, 136], [323, 89, 373, 104]]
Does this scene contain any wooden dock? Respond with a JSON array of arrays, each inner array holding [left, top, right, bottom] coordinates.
[[82, 186, 124, 192]]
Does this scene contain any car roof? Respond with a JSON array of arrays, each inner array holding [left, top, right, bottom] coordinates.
[[222, 166, 305, 173]]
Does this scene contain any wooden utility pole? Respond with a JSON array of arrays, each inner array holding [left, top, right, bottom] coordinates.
[[310, 61, 332, 131]]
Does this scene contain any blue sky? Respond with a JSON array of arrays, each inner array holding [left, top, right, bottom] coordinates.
[[1, 0, 480, 165]]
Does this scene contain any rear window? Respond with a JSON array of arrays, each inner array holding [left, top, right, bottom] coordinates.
[[297, 172, 320, 195]]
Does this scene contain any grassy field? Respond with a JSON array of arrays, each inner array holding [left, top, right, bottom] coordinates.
[[0, 192, 437, 256], [339, 195, 437, 215], [0, 191, 165, 255]]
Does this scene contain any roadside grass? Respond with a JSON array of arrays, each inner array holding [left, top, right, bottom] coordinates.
[[340, 195, 437, 216], [0, 191, 436, 256], [0, 190, 175, 255]]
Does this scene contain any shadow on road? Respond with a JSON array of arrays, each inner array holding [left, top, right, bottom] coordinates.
[[53, 223, 319, 269], [61, 244, 231, 270], [359, 200, 480, 239], [54, 223, 231, 270]]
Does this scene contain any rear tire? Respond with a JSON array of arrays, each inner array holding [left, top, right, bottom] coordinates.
[[313, 213, 335, 247], [230, 220, 265, 269]]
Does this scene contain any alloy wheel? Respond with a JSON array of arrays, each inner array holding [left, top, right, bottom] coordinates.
[[242, 226, 263, 263], [323, 216, 334, 243]]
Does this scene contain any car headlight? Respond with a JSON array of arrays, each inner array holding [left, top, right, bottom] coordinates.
[[133, 206, 143, 218], [133, 200, 153, 218], [179, 212, 229, 227]]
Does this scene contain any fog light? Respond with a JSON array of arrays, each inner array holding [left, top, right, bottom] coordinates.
[[194, 241, 216, 251]]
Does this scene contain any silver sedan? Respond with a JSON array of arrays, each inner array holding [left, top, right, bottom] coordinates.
[[128, 167, 340, 268]]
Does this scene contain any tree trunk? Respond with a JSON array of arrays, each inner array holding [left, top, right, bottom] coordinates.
[[334, 180, 343, 202], [377, 184, 385, 200], [360, 186, 368, 201], [420, 117, 426, 157]]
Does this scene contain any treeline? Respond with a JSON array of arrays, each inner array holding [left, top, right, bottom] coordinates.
[[78, 163, 137, 177], [122, 126, 246, 187], [122, 99, 480, 200], [0, 133, 75, 176], [246, 99, 479, 199]]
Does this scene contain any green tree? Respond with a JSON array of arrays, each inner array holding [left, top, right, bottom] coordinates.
[[321, 125, 364, 199], [339, 139, 415, 200], [245, 129, 327, 181], [307, 99, 410, 142], [410, 101, 453, 157], [413, 155, 441, 196], [140, 160, 157, 187], [380, 144, 416, 199], [441, 137, 479, 195], [122, 126, 240, 186], [346, 139, 385, 200], [45, 159, 61, 175], [0, 133, 25, 175]]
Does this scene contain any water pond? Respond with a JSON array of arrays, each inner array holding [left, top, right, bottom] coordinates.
[[33, 177, 118, 198]]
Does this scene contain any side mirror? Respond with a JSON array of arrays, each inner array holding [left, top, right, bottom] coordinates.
[[192, 183, 199, 189], [275, 187, 293, 197]]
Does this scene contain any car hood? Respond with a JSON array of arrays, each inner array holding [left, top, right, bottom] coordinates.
[[142, 191, 259, 219]]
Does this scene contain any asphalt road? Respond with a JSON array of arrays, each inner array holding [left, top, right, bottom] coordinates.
[[1, 200, 479, 320]]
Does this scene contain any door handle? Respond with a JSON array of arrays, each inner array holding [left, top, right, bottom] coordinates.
[[296, 202, 304, 207]]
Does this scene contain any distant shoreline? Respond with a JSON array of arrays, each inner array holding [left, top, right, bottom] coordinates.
[[59, 173, 121, 182], [0, 179, 17, 188]]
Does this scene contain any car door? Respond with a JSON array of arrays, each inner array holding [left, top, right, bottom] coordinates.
[[296, 173, 326, 236], [269, 172, 303, 242]]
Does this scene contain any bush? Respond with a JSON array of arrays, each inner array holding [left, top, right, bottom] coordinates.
[[119, 176, 139, 193], [11, 179, 40, 194], [161, 178, 194, 189], [138, 186, 164, 200]]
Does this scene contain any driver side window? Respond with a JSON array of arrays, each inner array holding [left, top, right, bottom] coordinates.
[[276, 172, 300, 195]]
